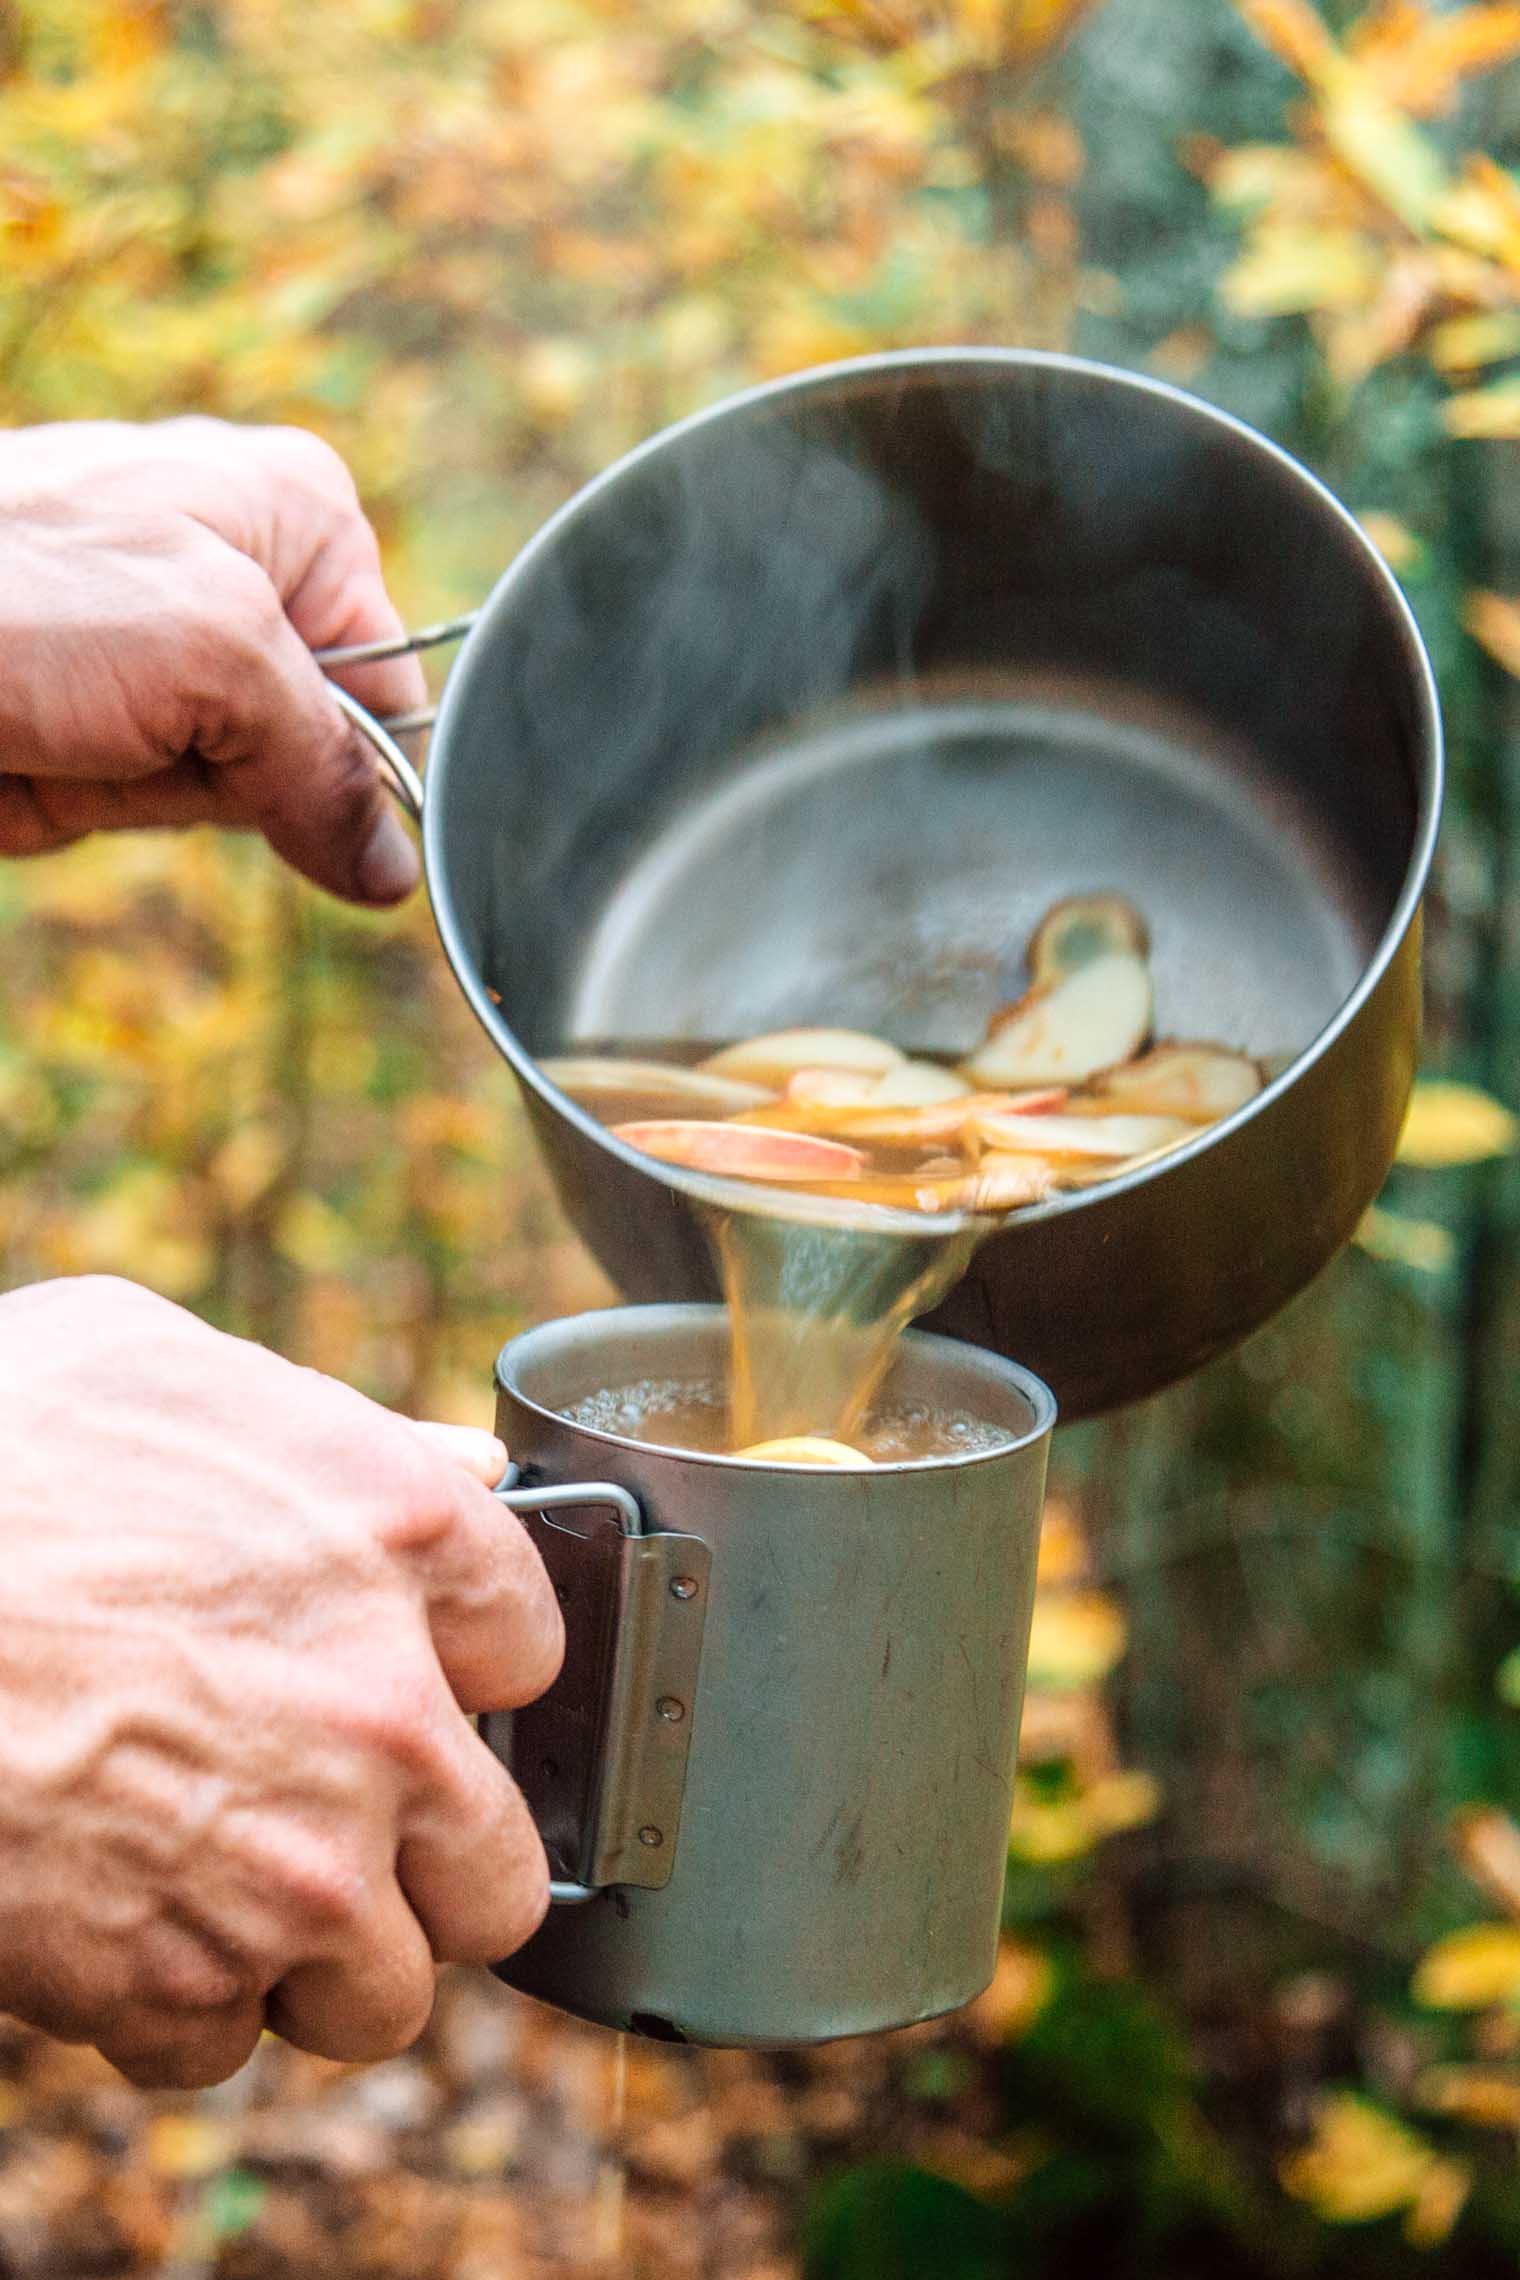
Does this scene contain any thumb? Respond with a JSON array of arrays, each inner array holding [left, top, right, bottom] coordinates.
[[195, 550, 420, 906]]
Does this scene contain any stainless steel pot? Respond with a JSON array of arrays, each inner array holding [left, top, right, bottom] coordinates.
[[330, 350, 1442, 1417]]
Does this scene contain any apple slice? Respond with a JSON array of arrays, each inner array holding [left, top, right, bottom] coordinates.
[[701, 1028, 905, 1086], [769, 1059, 973, 1143], [770, 1080, 1067, 1148], [732, 1435, 873, 1468], [962, 951, 1152, 1088], [972, 1108, 1192, 1160], [541, 1056, 774, 1116], [1091, 1042, 1262, 1121], [1028, 892, 1148, 984], [612, 1120, 867, 1183]]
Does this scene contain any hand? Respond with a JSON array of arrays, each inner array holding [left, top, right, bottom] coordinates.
[[0, 1276, 564, 2089], [0, 418, 426, 904]]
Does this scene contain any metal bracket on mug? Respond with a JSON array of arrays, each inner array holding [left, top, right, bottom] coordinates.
[[484, 1467, 710, 1907]]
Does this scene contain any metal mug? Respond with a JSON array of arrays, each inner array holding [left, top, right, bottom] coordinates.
[[323, 349, 1442, 1419], [480, 1303, 1055, 2046]]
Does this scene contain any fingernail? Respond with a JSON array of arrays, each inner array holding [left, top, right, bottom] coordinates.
[[415, 1422, 510, 1483], [357, 810, 421, 903]]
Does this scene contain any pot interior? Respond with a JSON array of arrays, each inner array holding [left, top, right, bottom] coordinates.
[[429, 354, 1434, 1081]]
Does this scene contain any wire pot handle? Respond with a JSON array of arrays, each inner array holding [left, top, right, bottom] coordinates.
[[314, 609, 480, 830]]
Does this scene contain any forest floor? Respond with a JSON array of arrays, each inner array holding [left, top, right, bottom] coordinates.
[[0, 1953, 1032, 2279]]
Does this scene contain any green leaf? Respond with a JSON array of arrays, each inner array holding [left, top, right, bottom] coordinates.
[[805, 2162, 1008, 2280], [202, 2168, 267, 2242]]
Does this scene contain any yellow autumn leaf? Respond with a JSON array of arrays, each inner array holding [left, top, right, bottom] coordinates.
[[1454, 1805, 1520, 1915], [1280, 2091, 1463, 2236], [1221, 223, 1381, 317], [1396, 1079, 1519, 1166], [1445, 379, 1520, 436], [1354, 1205, 1455, 1273], [1406, 2158, 1473, 2249], [1025, 1591, 1128, 1690], [1320, 76, 1451, 231], [1412, 1922, 1520, 2009], [965, 1936, 1054, 2041], [145, 2113, 236, 2181], [207, 1122, 288, 1212], [275, 1191, 360, 1274], [1357, 3, 1520, 117], [1418, 2063, 1520, 2130], [1356, 509, 1422, 569], [1009, 1788, 1097, 1864], [1428, 310, 1520, 370], [1467, 589, 1520, 678], [1236, 0, 1339, 82], [1432, 153, 1520, 264], [1085, 1768, 1162, 1835]]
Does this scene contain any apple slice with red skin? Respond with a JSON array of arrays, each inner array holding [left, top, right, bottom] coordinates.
[[962, 951, 1152, 1088], [612, 1120, 868, 1182], [1090, 1042, 1262, 1121]]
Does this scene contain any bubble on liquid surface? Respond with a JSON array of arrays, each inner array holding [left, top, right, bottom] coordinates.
[[559, 1376, 728, 1451], [560, 1378, 1011, 1462], [858, 1400, 1012, 1463]]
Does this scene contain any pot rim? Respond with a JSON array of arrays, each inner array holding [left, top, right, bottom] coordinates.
[[422, 346, 1444, 1238]]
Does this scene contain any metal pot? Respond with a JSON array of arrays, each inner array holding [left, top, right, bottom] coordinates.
[[329, 350, 1442, 1417]]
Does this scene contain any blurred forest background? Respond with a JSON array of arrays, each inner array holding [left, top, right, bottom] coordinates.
[[5, 0, 1520, 2273]]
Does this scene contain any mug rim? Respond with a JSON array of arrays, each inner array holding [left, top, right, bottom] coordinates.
[[494, 1300, 1058, 1473]]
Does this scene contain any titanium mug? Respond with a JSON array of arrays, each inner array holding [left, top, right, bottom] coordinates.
[[481, 1303, 1056, 2047]]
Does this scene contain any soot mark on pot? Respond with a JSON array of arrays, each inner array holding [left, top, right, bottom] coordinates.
[[832, 1812, 866, 1890]]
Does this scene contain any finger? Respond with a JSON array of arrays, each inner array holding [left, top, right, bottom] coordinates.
[[0, 763, 221, 843], [265, 1882, 436, 2063], [0, 773, 83, 856], [96, 1996, 266, 2092], [188, 547, 421, 907], [390, 1468, 564, 1715], [398, 1723, 550, 1964], [238, 426, 429, 725], [410, 1421, 510, 1486]]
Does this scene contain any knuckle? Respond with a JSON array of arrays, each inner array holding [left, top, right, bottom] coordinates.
[[107, 2009, 262, 2092], [340, 1655, 451, 1785], [134, 1921, 252, 2014], [368, 1969, 437, 2059], [266, 423, 359, 497], [256, 1834, 366, 1940], [495, 1842, 551, 1959]]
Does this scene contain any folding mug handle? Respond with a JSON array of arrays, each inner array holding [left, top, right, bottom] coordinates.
[[486, 1467, 710, 1909]]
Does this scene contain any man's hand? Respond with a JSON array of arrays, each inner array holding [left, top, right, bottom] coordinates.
[[0, 1276, 563, 2089], [0, 418, 426, 904]]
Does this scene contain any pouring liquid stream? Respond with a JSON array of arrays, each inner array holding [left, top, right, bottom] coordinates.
[[700, 1195, 987, 1453]]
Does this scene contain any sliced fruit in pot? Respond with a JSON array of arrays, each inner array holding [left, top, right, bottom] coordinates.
[[1027, 892, 1149, 983], [611, 1120, 868, 1182], [971, 1108, 1192, 1160], [700, 1028, 906, 1086], [961, 951, 1152, 1088], [1090, 1042, 1262, 1121], [540, 1056, 774, 1115], [731, 1435, 873, 1468]]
